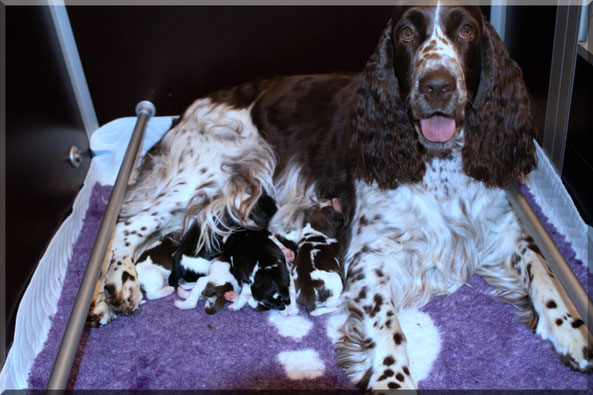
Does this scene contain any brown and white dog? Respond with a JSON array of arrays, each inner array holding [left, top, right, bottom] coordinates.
[[88, 5, 592, 390]]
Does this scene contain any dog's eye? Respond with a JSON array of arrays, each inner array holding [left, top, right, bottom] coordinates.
[[459, 24, 474, 39], [400, 27, 415, 42]]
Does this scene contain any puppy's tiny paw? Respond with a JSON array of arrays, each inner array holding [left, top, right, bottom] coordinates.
[[177, 287, 190, 299], [286, 304, 299, 316], [174, 299, 195, 310]]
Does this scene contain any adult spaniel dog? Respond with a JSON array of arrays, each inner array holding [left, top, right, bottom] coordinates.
[[87, 5, 592, 390]]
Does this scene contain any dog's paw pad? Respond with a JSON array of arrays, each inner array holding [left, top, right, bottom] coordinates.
[[86, 300, 116, 327]]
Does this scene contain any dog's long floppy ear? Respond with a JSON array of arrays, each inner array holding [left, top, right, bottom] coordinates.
[[350, 19, 426, 190], [462, 21, 537, 188]]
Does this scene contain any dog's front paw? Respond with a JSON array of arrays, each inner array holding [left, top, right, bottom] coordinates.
[[540, 313, 593, 373], [104, 257, 143, 315], [367, 365, 416, 390], [86, 295, 116, 327], [559, 346, 593, 373]]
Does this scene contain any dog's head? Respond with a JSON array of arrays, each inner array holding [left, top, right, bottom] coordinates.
[[351, 5, 536, 189]]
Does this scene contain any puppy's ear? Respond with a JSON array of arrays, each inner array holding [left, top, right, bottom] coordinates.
[[279, 285, 290, 303], [350, 18, 426, 189], [462, 21, 537, 187]]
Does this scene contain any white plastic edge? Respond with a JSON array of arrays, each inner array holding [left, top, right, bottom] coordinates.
[[525, 143, 589, 266], [0, 116, 172, 390], [0, 161, 100, 390]]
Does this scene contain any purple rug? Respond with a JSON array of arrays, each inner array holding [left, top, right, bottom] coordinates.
[[27, 182, 592, 390]]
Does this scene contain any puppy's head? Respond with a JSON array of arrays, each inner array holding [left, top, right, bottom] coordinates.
[[251, 240, 292, 311], [308, 206, 345, 239]]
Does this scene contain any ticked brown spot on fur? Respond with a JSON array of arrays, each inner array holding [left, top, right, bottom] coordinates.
[[122, 271, 135, 283], [572, 319, 584, 328]]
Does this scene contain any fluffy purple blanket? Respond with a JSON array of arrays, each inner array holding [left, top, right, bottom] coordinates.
[[27, 183, 592, 390]]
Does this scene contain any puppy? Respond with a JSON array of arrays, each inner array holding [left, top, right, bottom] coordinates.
[[293, 199, 345, 315], [175, 190, 292, 314], [135, 237, 178, 300], [224, 228, 295, 314], [168, 221, 221, 289], [170, 189, 276, 289], [174, 257, 239, 314]]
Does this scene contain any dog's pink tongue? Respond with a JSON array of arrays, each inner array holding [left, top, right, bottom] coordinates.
[[420, 116, 456, 142]]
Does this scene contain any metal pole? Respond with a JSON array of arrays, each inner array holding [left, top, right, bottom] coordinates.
[[46, 101, 156, 390], [505, 181, 593, 336], [542, 4, 581, 174]]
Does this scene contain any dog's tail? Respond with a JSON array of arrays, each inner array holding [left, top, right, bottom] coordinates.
[[335, 302, 376, 389]]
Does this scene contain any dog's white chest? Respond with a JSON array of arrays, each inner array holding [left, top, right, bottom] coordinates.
[[350, 151, 514, 307]]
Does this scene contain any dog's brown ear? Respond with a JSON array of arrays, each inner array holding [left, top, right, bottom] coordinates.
[[462, 21, 537, 188], [350, 18, 426, 190]]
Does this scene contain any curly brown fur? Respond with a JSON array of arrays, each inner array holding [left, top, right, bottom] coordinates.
[[350, 19, 427, 189], [462, 21, 537, 187]]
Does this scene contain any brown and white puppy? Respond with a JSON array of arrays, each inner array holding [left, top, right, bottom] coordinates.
[[293, 199, 344, 316], [135, 236, 178, 300]]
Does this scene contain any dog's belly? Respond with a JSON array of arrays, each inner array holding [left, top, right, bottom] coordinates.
[[346, 151, 520, 309]]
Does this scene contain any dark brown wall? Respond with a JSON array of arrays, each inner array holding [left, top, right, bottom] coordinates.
[[5, 6, 91, 356], [504, 6, 557, 141], [67, 6, 395, 124], [564, 56, 593, 225]]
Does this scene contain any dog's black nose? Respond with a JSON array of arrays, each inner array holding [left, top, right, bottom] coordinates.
[[419, 70, 456, 102]]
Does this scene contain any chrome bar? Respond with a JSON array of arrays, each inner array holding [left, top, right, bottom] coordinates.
[[505, 181, 593, 336], [46, 101, 156, 390]]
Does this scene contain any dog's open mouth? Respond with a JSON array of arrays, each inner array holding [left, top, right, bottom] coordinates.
[[414, 113, 461, 150]]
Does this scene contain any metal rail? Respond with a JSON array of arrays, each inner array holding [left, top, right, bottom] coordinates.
[[46, 101, 156, 390], [505, 181, 593, 336]]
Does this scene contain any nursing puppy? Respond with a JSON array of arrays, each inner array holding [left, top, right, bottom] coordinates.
[[174, 257, 239, 314], [168, 221, 220, 289], [176, 191, 291, 314], [294, 199, 345, 315], [135, 237, 178, 300], [224, 227, 295, 314], [171, 220, 243, 314]]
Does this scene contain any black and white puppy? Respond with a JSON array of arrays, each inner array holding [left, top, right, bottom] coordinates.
[[136, 217, 220, 300], [224, 228, 295, 314], [176, 191, 296, 314], [174, 257, 239, 314], [170, 221, 232, 314], [220, 194, 298, 315], [168, 221, 221, 289], [294, 199, 345, 315]]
